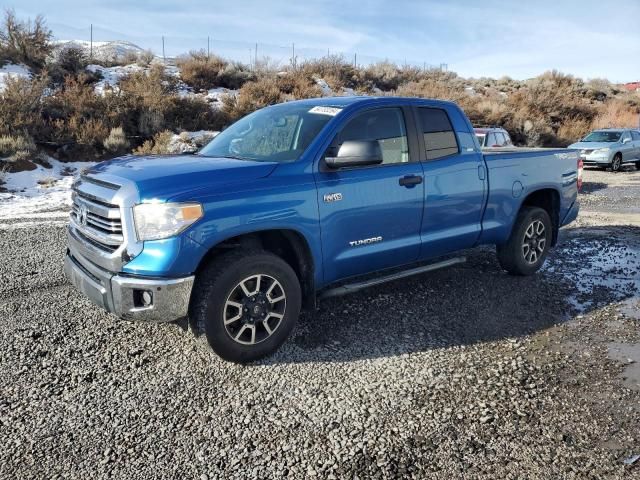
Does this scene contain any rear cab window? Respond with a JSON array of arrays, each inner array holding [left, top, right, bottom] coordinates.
[[416, 107, 459, 160]]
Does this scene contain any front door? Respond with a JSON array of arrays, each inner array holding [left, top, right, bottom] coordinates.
[[315, 107, 424, 284]]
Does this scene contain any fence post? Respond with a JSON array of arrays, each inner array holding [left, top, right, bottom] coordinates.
[[292, 43, 295, 69]]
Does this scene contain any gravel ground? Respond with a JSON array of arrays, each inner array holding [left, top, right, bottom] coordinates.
[[1, 168, 639, 479]]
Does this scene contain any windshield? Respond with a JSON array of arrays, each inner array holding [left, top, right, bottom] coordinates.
[[198, 103, 337, 162], [475, 134, 486, 147], [582, 131, 622, 143]]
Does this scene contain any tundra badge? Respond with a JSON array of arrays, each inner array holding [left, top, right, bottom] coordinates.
[[349, 236, 383, 247]]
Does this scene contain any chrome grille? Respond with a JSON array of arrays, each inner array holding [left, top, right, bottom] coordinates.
[[70, 177, 123, 254]]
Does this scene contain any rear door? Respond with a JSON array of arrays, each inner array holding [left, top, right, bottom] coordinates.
[[631, 130, 640, 159], [315, 106, 424, 284], [621, 130, 634, 161], [414, 105, 486, 259]]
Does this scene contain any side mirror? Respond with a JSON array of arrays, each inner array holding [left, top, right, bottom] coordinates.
[[622, 137, 631, 144], [325, 140, 383, 168]]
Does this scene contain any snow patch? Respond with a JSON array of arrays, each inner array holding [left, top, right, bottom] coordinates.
[[0, 158, 95, 224], [87, 63, 144, 94], [168, 131, 219, 153], [0, 64, 31, 91], [546, 236, 640, 312]]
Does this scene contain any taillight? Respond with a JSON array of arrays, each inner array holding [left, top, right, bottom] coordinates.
[[577, 158, 583, 191]]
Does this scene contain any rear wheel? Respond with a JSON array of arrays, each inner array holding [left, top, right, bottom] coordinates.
[[190, 250, 301, 363], [635, 161, 640, 170], [497, 207, 552, 276], [611, 153, 623, 172]]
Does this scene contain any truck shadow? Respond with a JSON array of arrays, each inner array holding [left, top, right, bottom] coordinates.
[[261, 225, 640, 365]]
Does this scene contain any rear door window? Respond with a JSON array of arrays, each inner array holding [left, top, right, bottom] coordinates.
[[630, 131, 640, 141], [416, 108, 459, 160], [496, 132, 509, 147]]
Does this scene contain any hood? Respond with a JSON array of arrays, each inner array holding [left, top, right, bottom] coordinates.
[[87, 154, 278, 201], [568, 141, 617, 150]]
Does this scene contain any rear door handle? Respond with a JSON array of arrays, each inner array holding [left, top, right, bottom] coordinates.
[[399, 175, 423, 187]]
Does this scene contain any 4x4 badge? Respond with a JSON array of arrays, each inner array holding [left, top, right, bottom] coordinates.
[[323, 192, 343, 203]]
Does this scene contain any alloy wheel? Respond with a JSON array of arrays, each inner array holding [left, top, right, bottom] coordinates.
[[223, 274, 287, 345], [522, 219, 546, 265]]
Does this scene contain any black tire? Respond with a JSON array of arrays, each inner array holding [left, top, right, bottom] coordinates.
[[635, 161, 640, 171], [611, 153, 623, 172], [496, 206, 552, 276], [190, 249, 301, 363]]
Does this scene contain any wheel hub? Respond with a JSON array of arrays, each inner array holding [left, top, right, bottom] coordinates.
[[522, 219, 546, 265], [223, 274, 287, 345]]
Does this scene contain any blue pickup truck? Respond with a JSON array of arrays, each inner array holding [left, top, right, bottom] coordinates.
[[65, 97, 581, 362]]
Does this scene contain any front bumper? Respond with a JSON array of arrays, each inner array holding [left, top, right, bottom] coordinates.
[[64, 249, 194, 323], [581, 153, 611, 165]]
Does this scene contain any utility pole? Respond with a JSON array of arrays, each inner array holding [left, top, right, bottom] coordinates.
[[207, 36, 210, 59], [162, 36, 166, 64], [291, 43, 295, 69], [255, 42, 258, 69], [353, 53, 357, 68], [90, 24, 93, 62]]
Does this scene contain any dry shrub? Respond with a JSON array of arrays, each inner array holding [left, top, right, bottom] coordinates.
[[276, 71, 322, 100], [0, 133, 36, 160], [117, 65, 177, 136], [166, 96, 227, 132], [0, 10, 52, 70], [0, 74, 47, 137], [178, 52, 253, 91], [136, 49, 155, 67], [223, 77, 283, 121], [557, 119, 592, 145], [103, 126, 129, 154], [300, 55, 359, 89], [178, 52, 227, 91], [362, 61, 423, 91], [591, 99, 639, 129], [134, 130, 174, 155]]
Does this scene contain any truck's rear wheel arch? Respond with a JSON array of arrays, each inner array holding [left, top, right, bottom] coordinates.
[[518, 189, 560, 246], [195, 229, 315, 310]]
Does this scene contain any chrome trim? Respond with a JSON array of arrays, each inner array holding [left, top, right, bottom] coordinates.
[[72, 193, 120, 219], [70, 217, 124, 246], [65, 249, 194, 323], [111, 275, 194, 322], [68, 173, 143, 272]]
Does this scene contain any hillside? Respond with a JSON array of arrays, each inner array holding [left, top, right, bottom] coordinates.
[[1, 11, 639, 178]]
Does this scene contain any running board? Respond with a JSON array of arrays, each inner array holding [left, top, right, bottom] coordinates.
[[319, 256, 466, 299]]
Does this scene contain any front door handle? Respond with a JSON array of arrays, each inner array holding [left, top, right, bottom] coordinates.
[[399, 175, 423, 187]]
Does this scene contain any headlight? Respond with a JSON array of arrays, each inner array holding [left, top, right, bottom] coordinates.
[[133, 202, 203, 241], [592, 148, 610, 154]]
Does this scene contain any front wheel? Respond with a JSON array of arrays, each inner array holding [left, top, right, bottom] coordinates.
[[496, 207, 552, 276], [611, 153, 623, 172], [190, 250, 301, 363]]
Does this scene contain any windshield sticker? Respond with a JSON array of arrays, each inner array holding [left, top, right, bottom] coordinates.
[[309, 106, 342, 116]]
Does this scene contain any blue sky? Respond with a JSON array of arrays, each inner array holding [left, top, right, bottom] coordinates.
[[10, 0, 640, 82]]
